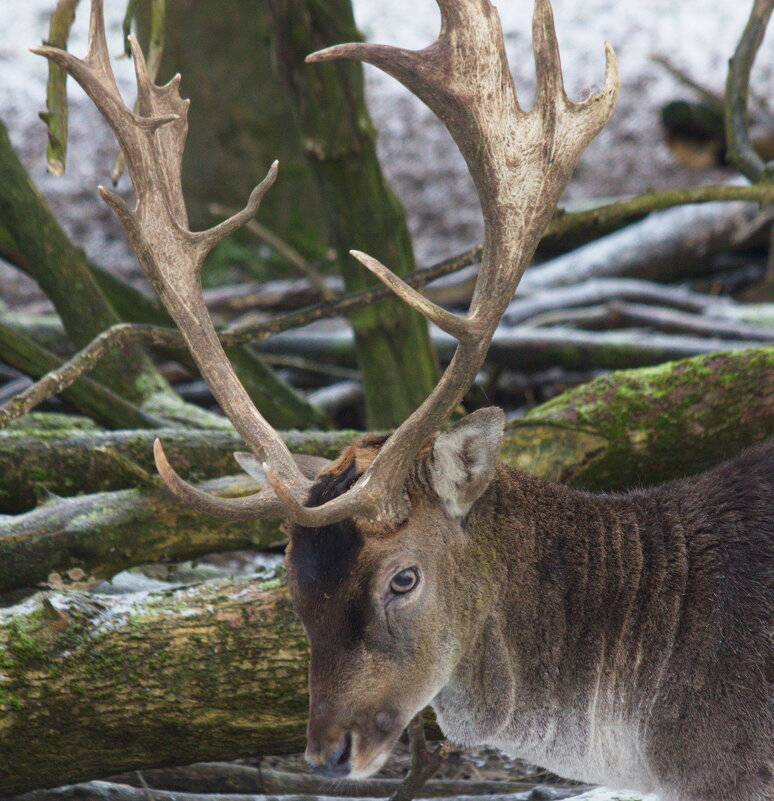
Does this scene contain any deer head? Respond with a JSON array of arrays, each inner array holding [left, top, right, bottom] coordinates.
[[34, 0, 617, 779]]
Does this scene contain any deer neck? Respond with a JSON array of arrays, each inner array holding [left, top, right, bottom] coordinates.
[[432, 464, 689, 783]]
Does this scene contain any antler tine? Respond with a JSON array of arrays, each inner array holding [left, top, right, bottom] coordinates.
[[532, 0, 566, 112], [33, 0, 315, 522], [349, 251, 473, 342], [154, 440, 285, 521]]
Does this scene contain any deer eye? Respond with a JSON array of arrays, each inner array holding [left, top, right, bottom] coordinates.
[[389, 568, 419, 594]]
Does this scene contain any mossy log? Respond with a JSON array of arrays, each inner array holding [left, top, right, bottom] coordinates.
[[0, 579, 310, 796], [0, 423, 354, 514], [507, 347, 774, 491], [0, 428, 355, 592]]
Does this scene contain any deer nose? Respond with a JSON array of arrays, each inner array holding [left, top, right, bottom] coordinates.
[[306, 730, 353, 776]]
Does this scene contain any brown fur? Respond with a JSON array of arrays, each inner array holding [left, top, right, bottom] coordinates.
[[286, 428, 773, 800]]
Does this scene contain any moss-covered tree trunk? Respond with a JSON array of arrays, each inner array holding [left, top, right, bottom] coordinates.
[[0, 121, 171, 409], [136, 0, 327, 246], [0, 579, 310, 796], [264, 0, 439, 428]]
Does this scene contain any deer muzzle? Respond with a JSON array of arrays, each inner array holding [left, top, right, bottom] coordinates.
[[305, 703, 401, 778]]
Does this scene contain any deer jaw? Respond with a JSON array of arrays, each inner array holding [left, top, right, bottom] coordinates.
[[286, 411, 506, 777]]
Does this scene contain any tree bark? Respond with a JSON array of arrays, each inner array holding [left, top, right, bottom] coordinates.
[[263, 0, 439, 429], [0, 579, 310, 796], [135, 0, 327, 244]]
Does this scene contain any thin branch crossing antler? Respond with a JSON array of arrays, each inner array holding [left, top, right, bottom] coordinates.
[[33, 0, 617, 527]]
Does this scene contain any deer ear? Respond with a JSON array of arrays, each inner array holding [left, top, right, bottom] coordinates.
[[428, 407, 505, 518]]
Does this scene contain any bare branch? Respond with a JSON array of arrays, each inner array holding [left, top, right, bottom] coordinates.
[[39, 0, 81, 175]]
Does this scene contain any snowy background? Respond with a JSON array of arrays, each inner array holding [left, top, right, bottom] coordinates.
[[1, 0, 772, 301]]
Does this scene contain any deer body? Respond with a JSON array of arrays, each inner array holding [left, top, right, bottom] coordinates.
[[431, 445, 774, 801]]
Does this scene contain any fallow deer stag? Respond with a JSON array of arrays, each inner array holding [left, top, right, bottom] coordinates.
[[35, 1, 773, 800]]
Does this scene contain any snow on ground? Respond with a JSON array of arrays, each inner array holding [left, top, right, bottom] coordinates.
[[0, 0, 772, 299]]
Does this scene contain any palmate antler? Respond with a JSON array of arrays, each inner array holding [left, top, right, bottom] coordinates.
[[34, 0, 617, 527]]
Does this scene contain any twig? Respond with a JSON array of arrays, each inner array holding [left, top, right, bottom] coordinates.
[[389, 714, 448, 801], [5, 182, 774, 427], [0, 323, 179, 429], [209, 203, 337, 301], [724, 0, 774, 182], [39, 0, 80, 175]]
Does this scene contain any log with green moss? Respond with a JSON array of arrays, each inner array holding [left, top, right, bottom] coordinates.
[[0, 428, 355, 592], [264, 0, 439, 429], [506, 346, 774, 490], [0, 419, 353, 513], [0, 578, 310, 796]]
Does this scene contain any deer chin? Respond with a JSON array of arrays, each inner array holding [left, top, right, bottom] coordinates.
[[348, 739, 392, 780]]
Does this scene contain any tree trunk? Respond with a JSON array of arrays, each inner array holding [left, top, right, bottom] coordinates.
[[0, 579, 310, 796], [264, 0, 439, 428], [136, 0, 327, 246]]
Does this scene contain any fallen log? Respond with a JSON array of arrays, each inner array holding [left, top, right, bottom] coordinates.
[[605, 301, 774, 340], [502, 278, 727, 324], [0, 476, 284, 594], [518, 199, 767, 293], [506, 346, 774, 491], [0, 418, 354, 513], [0, 579, 309, 796]]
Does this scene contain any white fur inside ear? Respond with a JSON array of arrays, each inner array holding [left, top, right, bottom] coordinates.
[[429, 408, 505, 518]]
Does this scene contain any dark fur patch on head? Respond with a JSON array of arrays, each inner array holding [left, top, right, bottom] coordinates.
[[288, 437, 377, 601]]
